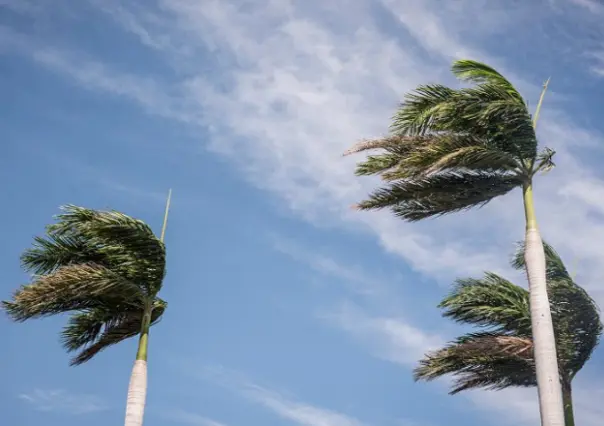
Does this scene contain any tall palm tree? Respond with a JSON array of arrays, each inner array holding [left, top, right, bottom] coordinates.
[[2, 192, 172, 426], [414, 243, 602, 426], [344, 60, 563, 426]]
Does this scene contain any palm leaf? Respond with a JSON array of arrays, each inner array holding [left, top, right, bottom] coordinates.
[[348, 134, 520, 181], [356, 171, 524, 221], [391, 84, 458, 136], [21, 234, 105, 275], [64, 298, 166, 365], [2, 264, 143, 321], [547, 279, 602, 377], [415, 332, 535, 394], [511, 241, 571, 281], [47, 205, 166, 293], [440, 272, 531, 334]]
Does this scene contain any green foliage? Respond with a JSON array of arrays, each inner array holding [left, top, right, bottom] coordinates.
[[2, 206, 167, 365], [346, 59, 555, 220], [414, 242, 602, 393]]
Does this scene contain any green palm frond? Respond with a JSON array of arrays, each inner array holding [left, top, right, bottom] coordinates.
[[451, 60, 523, 100], [46, 205, 165, 293], [414, 332, 535, 394], [21, 234, 104, 275], [2, 264, 143, 321], [440, 272, 531, 334], [548, 279, 602, 377], [63, 298, 166, 365], [391, 84, 458, 136], [348, 134, 520, 182], [356, 171, 524, 221], [511, 241, 571, 281]]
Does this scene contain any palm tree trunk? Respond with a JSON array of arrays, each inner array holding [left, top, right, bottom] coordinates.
[[124, 303, 152, 426], [523, 181, 565, 426], [562, 381, 574, 426]]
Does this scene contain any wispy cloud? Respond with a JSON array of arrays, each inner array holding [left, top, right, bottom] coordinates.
[[164, 409, 229, 426], [202, 366, 364, 426], [271, 235, 388, 297], [320, 302, 443, 365], [18, 388, 107, 415]]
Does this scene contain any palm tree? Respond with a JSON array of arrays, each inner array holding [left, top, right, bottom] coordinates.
[[344, 60, 564, 426], [414, 243, 602, 426], [2, 191, 172, 426]]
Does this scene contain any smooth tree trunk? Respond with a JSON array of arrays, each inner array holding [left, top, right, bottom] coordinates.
[[124, 305, 152, 426], [562, 382, 574, 426], [523, 182, 565, 426]]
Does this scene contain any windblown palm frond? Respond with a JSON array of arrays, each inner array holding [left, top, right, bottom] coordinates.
[[415, 332, 535, 394], [46, 205, 166, 293], [357, 171, 524, 221], [345, 59, 554, 220], [63, 298, 167, 365], [415, 242, 602, 395], [2, 264, 143, 321], [439, 272, 531, 335]]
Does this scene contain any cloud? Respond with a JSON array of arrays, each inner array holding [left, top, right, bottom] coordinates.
[[320, 302, 443, 365], [164, 410, 229, 426], [271, 235, 388, 297], [202, 366, 364, 426], [18, 388, 107, 415]]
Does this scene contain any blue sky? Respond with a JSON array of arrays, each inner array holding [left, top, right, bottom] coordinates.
[[2, 0, 604, 425]]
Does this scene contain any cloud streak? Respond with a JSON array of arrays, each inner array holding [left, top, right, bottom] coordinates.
[[18, 388, 107, 415], [202, 366, 365, 426], [164, 410, 229, 426]]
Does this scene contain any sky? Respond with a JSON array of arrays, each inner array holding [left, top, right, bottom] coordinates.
[[2, 0, 604, 425]]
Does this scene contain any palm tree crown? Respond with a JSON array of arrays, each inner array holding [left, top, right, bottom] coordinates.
[[2, 205, 167, 365], [344, 60, 555, 220], [414, 242, 601, 394]]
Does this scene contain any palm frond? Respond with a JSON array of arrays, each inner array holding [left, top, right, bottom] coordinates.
[[64, 298, 166, 365], [391, 84, 458, 136], [356, 171, 524, 221], [386, 60, 537, 162], [415, 332, 535, 394], [20, 234, 104, 275], [547, 279, 602, 377], [348, 133, 520, 182], [68, 312, 141, 366], [451, 60, 524, 102], [439, 272, 531, 334], [2, 264, 143, 321], [47, 205, 166, 294], [511, 240, 571, 281]]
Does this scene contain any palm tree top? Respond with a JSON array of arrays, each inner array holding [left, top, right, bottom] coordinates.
[[2, 205, 167, 365], [415, 242, 602, 393], [344, 59, 556, 221]]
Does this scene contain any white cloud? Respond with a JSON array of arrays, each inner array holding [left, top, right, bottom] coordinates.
[[165, 410, 229, 426], [18, 388, 107, 415], [319, 302, 443, 365], [202, 366, 365, 426], [271, 235, 389, 297]]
